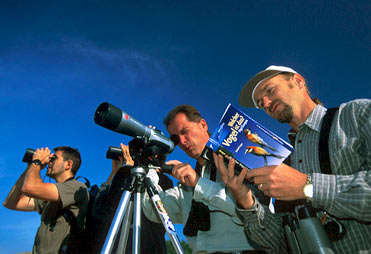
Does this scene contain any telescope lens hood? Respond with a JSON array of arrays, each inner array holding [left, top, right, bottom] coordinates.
[[94, 102, 122, 131]]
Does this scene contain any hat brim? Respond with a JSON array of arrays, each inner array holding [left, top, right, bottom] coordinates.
[[238, 69, 282, 108]]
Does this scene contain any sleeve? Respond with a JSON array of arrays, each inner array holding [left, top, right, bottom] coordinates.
[[34, 198, 45, 214], [56, 180, 89, 208], [141, 169, 188, 224], [312, 99, 371, 222], [236, 196, 288, 254], [193, 177, 241, 221]]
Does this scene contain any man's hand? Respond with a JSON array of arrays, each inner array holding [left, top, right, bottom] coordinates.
[[213, 153, 254, 209], [112, 143, 134, 169], [245, 163, 307, 200], [32, 147, 52, 169], [121, 143, 134, 166], [166, 160, 199, 187], [111, 143, 134, 175]]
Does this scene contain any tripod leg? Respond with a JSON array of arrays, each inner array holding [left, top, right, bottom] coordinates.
[[132, 192, 142, 254], [117, 200, 134, 254], [102, 190, 133, 254], [144, 177, 184, 254]]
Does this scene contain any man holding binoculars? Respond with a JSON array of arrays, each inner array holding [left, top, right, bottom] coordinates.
[[3, 146, 89, 254]]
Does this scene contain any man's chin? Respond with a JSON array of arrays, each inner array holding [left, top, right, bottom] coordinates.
[[46, 169, 52, 177], [276, 105, 293, 123], [186, 150, 198, 159]]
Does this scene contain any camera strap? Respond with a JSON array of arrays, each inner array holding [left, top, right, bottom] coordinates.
[[276, 107, 347, 243], [183, 159, 216, 237], [318, 107, 338, 174], [275, 107, 339, 213]]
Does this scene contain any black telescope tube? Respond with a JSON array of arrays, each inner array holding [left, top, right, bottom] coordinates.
[[94, 102, 151, 138], [94, 102, 122, 131], [94, 102, 176, 153]]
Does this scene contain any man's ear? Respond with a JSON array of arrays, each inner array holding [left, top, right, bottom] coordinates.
[[292, 73, 306, 89], [65, 160, 73, 171], [200, 119, 208, 131]]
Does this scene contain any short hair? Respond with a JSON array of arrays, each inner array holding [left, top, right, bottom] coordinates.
[[53, 146, 81, 175], [280, 72, 322, 105], [163, 104, 203, 128]]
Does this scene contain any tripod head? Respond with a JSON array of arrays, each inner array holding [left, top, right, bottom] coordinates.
[[128, 136, 169, 171]]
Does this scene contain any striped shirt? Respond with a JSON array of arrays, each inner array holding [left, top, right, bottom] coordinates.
[[237, 99, 371, 253]]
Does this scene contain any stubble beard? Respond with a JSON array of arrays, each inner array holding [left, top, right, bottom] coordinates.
[[276, 102, 294, 123], [46, 166, 63, 178]]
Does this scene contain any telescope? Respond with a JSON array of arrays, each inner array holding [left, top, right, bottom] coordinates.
[[94, 103, 184, 254], [94, 102, 177, 154]]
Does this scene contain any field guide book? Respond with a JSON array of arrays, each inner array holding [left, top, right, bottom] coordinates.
[[205, 103, 293, 170]]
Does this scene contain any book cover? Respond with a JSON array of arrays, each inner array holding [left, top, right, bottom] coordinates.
[[204, 103, 293, 170]]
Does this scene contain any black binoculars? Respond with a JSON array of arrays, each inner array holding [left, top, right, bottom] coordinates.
[[106, 146, 123, 160], [22, 148, 56, 164], [283, 205, 335, 254]]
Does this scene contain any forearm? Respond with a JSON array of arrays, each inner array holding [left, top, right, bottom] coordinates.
[[237, 197, 287, 254], [3, 169, 28, 209], [105, 170, 117, 185], [193, 178, 241, 218], [313, 170, 371, 221], [23, 164, 43, 191]]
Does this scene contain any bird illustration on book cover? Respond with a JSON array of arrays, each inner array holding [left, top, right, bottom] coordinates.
[[205, 104, 293, 170], [244, 129, 284, 166]]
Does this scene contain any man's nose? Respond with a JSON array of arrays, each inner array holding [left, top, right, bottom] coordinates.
[[262, 96, 271, 109], [178, 135, 187, 145]]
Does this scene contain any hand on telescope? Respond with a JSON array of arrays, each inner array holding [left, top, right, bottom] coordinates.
[[214, 153, 254, 209], [166, 160, 200, 187], [32, 147, 52, 169]]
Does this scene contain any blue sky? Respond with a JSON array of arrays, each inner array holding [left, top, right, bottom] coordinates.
[[0, 1, 370, 253]]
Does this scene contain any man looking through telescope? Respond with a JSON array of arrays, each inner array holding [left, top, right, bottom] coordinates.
[[142, 105, 266, 253], [3, 146, 89, 254]]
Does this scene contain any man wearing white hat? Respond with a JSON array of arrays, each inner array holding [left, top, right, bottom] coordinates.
[[215, 65, 371, 253]]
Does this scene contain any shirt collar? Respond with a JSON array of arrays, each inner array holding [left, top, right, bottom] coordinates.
[[300, 104, 327, 132]]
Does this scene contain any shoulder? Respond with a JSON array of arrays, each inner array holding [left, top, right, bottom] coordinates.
[[56, 180, 89, 199], [339, 99, 371, 114], [57, 179, 88, 190], [337, 99, 371, 124], [54, 180, 89, 208]]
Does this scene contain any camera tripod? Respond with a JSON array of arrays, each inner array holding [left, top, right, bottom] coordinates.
[[101, 164, 184, 254]]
